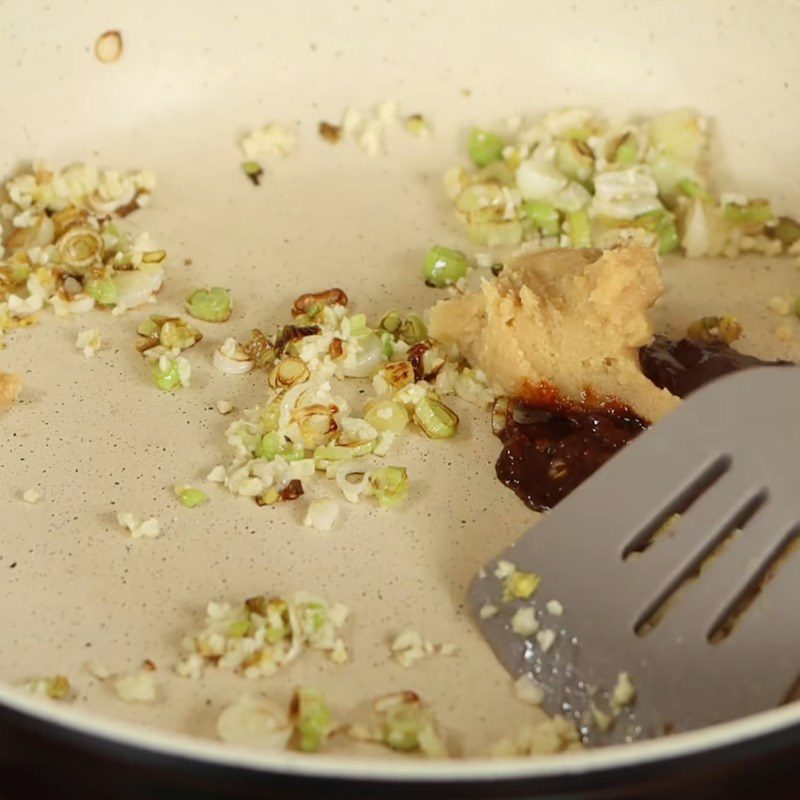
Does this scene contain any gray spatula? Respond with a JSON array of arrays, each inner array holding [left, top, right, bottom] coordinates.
[[470, 366, 800, 746]]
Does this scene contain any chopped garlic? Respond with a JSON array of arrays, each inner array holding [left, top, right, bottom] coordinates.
[[536, 629, 556, 652], [611, 671, 636, 712], [591, 702, 613, 731], [22, 488, 41, 504], [76, 328, 101, 357], [26, 675, 73, 700], [391, 629, 435, 668], [303, 497, 340, 532], [767, 295, 793, 315], [514, 675, 544, 706], [347, 691, 447, 758], [216, 399, 234, 415], [494, 560, 516, 580], [330, 638, 349, 664], [489, 715, 579, 757], [0, 372, 22, 411], [510, 607, 539, 637], [545, 599, 564, 616], [240, 123, 297, 161], [177, 591, 349, 679], [85, 660, 111, 680], [113, 670, 157, 703], [206, 465, 226, 482], [479, 603, 498, 620], [217, 694, 292, 748], [116, 511, 161, 539]]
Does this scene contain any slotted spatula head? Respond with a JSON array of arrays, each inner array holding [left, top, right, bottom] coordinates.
[[470, 366, 800, 746]]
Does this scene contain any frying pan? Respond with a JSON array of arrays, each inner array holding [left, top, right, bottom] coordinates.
[[2, 0, 800, 794]]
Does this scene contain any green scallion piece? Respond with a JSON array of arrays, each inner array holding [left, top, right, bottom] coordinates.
[[614, 134, 638, 167], [677, 178, 707, 200], [423, 245, 469, 288], [178, 487, 208, 508], [566, 209, 592, 247], [723, 200, 773, 225], [399, 314, 428, 345], [185, 286, 232, 323], [467, 128, 505, 167], [293, 688, 333, 753], [85, 276, 118, 306], [370, 466, 409, 507], [152, 358, 182, 391], [379, 311, 403, 335], [657, 221, 680, 255], [242, 160, 264, 186], [413, 397, 459, 439], [522, 200, 561, 237]]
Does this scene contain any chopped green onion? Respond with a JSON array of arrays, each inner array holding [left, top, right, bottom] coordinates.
[[522, 200, 561, 237], [613, 134, 638, 167], [467, 128, 504, 167], [348, 313, 369, 337], [723, 200, 773, 225], [413, 397, 459, 439], [504, 570, 541, 601], [564, 125, 592, 142], [399, 314, 427, 346], [85, 276, 118, 306], [771, 216, 800, 247], [260, 401, 281, 432], [364, 399, 409, 434], [227, 619, 250, 638], [152, 357, 182, 391], [379, 311, 403, 335], [657, 221, 680, 254], [292, 688, 333, 753], [677, 178, 707, 199], [242, 160, 264, 186], [384, 702, 430, 751], [566, 209, 591, 247], [635, 210, 680, 254], [177, 487, 208, 508], [256, 431, 306, 461], [185, 286, 232, 323], [370, 467, 409, 507], [313, 440, 375, 461], [423, 245, 469, 288], [405, 114, 429, 138], [380, 331, 394, 358]]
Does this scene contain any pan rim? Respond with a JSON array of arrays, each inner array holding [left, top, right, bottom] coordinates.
[[1, 683, 799, 782]]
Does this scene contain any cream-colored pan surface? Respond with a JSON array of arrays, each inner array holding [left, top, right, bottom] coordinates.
[[1, 0, 799, 779]]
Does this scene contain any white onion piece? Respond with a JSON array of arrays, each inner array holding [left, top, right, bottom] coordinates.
[[7, 293, 43, 315], [213, 344, 254, 375], [113, 267, 164, 309], [216, 694, 291, 749], [552, 181, 592, 213], [681, 199, 710, 258], [591, 168, 661, 220], [516, 158, 568, 201], [340, 334, 385, 378], [335, 467, 371, 503], [50, 293, 95, 317], [89, 184, 137, 215]]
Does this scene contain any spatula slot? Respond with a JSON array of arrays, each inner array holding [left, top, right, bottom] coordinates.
[[634, 488, 768, 636], [707, 525, 800, 644], [622, 454, 731, 559]]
